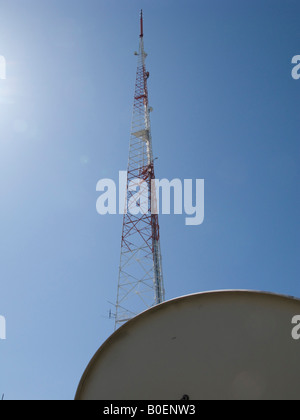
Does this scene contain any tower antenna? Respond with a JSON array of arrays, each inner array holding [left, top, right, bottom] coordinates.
[[140, 9, 144, 38], [114, 11, 165, 329]]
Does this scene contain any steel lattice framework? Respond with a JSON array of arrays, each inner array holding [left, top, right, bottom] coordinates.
[[115, 11, 165, 329]]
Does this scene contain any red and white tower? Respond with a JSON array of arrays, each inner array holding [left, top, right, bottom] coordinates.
[[115, 11, 165, 329]]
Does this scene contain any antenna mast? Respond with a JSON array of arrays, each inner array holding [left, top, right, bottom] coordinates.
[[114, 10, 165, 329]]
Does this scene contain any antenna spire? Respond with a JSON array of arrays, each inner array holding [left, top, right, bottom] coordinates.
[[140, 9, 144, 38]]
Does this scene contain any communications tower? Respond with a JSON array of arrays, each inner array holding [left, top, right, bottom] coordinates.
[[114, 11, 165, 329]]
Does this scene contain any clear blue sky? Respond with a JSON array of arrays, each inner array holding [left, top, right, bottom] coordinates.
[[0, 0, 299, 399]]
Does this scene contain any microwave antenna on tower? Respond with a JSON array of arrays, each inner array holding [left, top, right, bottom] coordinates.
[[114, 10, 165, 330]]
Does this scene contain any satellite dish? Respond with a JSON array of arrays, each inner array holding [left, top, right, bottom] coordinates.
[[75, 290, 300, 400]]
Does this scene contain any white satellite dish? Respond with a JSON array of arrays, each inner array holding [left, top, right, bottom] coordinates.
[[75, 290, 300, 400]]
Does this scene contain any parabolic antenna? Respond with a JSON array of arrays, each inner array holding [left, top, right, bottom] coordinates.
[[75, 290, 300, 400]]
